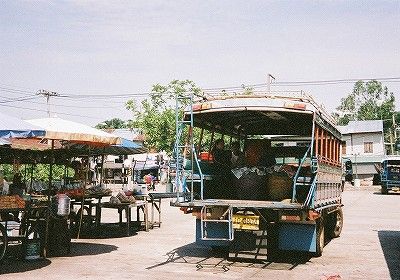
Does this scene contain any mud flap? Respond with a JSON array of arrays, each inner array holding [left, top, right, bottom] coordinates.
[[278, 223, 317, 252]]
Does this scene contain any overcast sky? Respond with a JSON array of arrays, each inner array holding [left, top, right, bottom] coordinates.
[[1, 1, 399, 126]]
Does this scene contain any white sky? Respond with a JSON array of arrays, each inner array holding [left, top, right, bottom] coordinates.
[[0, 1, 399, 126]]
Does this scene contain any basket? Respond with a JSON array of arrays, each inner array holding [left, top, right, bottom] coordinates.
[[266, 173, 293, 201], [0, 195, 25, 209]]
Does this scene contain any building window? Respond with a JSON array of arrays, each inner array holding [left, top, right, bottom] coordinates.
[[364, 142, 373, 153]]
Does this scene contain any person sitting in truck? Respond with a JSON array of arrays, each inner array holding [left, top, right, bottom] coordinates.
[[211, 139, 231, 167], [259, 149, 276, 168], [231, 141, 245, 168]]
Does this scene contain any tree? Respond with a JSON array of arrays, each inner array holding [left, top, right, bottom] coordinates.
[[1, 164, 72, 185], [334, 80, 396, 125], [126, 80, 202, 154], [95, 118, 126, 129]]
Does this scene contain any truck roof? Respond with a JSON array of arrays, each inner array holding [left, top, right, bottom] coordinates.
[[184, 92, 340, 138]]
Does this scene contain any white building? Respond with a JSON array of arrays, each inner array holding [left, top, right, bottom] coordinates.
[[338, 120, 385, 182]]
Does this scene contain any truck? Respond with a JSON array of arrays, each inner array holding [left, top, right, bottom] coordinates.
[[171, 92, 344, 261], [380, 157, 400, 194]]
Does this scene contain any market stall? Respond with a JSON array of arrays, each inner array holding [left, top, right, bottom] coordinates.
[[0, 112, 47, 261], [1, 116, 150, 261]]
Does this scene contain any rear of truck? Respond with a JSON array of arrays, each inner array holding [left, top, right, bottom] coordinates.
[[381, 159, 400, 194], [171, 93, 344, 261]]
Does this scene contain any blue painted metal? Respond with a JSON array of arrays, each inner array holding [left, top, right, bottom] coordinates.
[[304, 176, 318, 208], [174, 92, 205, 202], [195, 219, 231, 247], [0, 111, 45, 138], [381, 159, 400, 191], [278, 223, 317, 252], [292, 145, 311, 202]]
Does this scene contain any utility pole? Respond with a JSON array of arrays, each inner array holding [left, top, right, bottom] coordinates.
[[266, 73, 275, 94], [37, 89, 58, 117]]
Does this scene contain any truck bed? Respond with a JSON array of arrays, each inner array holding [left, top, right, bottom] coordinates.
[[171, 198, 303, 209]]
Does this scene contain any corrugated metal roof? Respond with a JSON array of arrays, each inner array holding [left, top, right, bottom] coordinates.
[[338, 120, 383, 135]]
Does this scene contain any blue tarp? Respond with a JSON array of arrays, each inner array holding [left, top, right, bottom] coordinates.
[[0, 112, 45, 138], [67, 137, 147, 155]]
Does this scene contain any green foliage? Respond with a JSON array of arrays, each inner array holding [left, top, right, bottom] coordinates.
[[1, 164, 74, 184], [241, 85, 254, 95], [95, 118, 126, 129], [334, 80, 396, 125], [150, 79, 203, 109], [126, 80, 203, 154]]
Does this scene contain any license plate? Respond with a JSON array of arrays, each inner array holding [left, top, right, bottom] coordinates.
[[232, 214, 260, 230]]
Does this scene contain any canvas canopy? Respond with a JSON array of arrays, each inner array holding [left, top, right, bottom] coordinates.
[[0, 111, 45, 138], [27, 117, 121, 145], [0, 139, 10, 146]]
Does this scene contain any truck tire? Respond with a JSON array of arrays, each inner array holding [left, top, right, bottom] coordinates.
[[314, 218, 324, 257], [326, 208, 343, 239]]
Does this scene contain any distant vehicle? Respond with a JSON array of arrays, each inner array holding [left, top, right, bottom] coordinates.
[[171, 92, 344, 260], [380, 158, 400, 194], [343, 158, 353, 184]]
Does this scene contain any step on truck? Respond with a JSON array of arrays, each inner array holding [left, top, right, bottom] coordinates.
[[171, 91, 344, 261]]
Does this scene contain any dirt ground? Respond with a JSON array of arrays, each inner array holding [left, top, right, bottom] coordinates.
[[1, 185, 399, 280]]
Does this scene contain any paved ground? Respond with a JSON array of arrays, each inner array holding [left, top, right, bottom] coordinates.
[[1, 185, 399, 279]]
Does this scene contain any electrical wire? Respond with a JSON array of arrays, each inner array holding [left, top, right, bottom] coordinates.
[[0, 103, 104, 120], [0, 76, 397, 125], [203, 76, 400, 91], [0, 95, 40, 103]]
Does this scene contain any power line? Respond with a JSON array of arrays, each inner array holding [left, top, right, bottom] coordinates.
[[1, 75, 399, 102], [0, 95, 40, 104], [0, 86, 37, 95], [0, 103, 103, 120], [0, 96, 127, 110], [202, 76, 400, 91]]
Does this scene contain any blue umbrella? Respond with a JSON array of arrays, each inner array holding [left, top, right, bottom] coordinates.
[[0, 112, 45, 138]]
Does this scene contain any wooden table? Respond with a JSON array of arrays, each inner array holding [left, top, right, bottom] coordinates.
[[100, 200, 148, 236], [135, 193, 178, 229]]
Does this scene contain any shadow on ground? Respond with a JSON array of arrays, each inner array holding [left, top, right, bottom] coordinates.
[[0, 257, 51, 275], [0, 241, 117, 275], [69, 241, 118, 257], [146, 242, 311, 273], [378, 231, 400, 280], [72, 222, 140, 239]]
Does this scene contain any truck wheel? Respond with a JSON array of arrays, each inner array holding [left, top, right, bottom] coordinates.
[[381, 185, 388, 194], [314, 218, 324, 257], [327, 208, 343, 239]]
